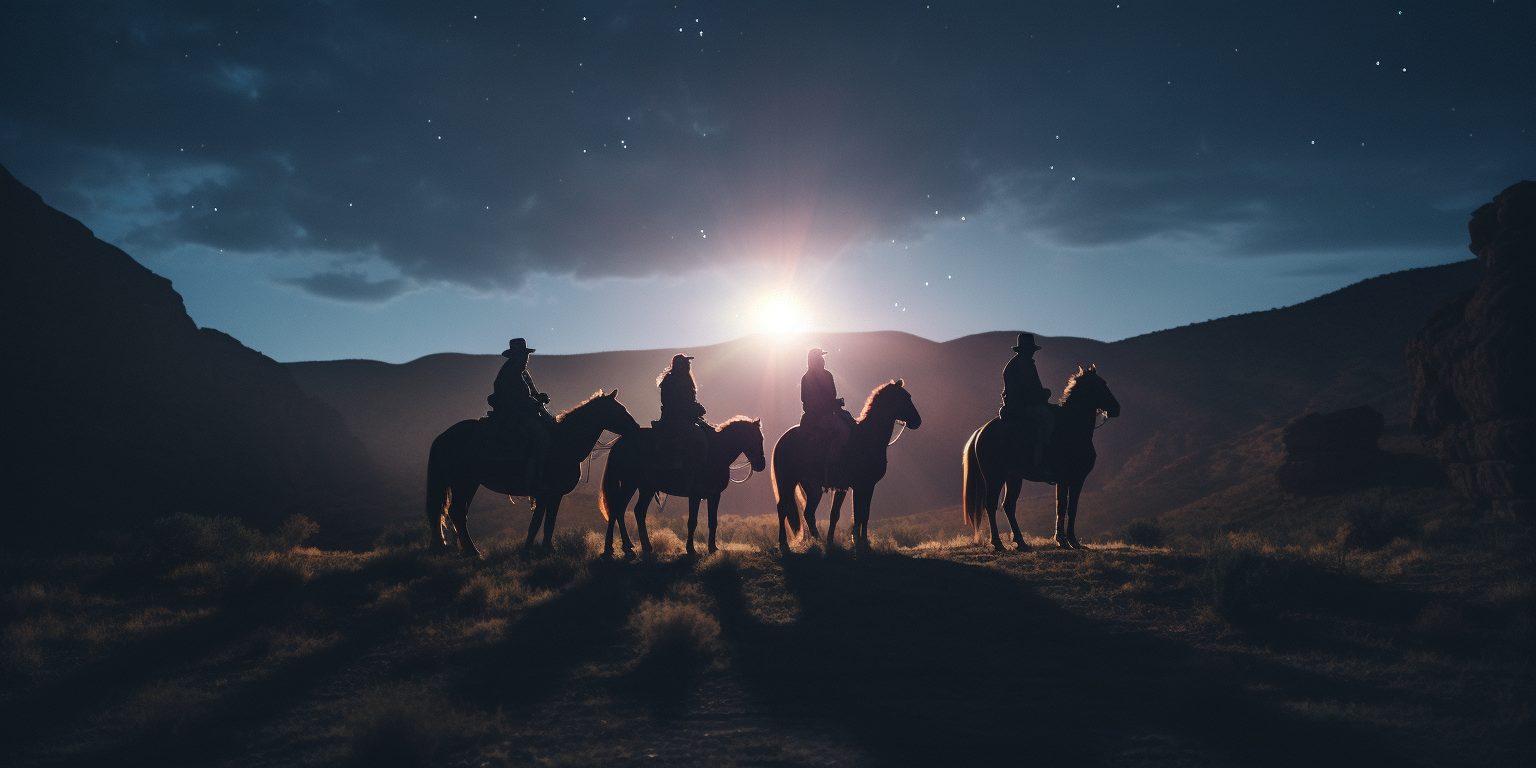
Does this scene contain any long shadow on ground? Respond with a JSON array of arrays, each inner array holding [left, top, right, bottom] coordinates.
[[702, 550, 1424, 768]]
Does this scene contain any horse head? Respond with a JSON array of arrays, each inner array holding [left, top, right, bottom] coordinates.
[[1063, 365, 1120, 418], [716, 417, 766, 471], [862, 378, 922, 430]]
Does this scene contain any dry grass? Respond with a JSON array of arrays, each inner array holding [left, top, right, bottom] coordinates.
[[1, 508, 1530, 767]]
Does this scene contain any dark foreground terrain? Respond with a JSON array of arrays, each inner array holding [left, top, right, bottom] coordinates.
[[3, 500, 1530, 768]]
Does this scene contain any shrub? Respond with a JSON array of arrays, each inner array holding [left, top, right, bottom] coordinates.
[[628, 599, 721, 668], [374, 523, 425, 551], [1123, 518, 1165, 548], [277, 514, 320, 549], [1341, 500, 1416, 550], [149, 513, 271, 566], [1199, 546, 1312, 627], [887, 525, 927, 548]]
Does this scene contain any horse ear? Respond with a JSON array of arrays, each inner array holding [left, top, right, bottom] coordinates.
[[1088, 363, 1096, 371], [895, 378, 904, 387], [1076, 365, 1085, 376], [608, 388, 618, 398]]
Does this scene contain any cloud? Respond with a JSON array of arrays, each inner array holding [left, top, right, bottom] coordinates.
[[279, 270, 413, 303], [2, 1, 1530, 291]]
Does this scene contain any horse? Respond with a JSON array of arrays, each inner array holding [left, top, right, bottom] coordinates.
[[771, 380, 922, 552], [598, 417, 766, 558], [424, 389, 641, 558], [962, 365, 1120, 551]]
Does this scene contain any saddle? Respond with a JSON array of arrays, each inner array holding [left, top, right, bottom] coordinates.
[[478, 416, 531, 464]]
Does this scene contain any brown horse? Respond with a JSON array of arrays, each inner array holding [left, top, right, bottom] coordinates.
[[771, 380, 922, 552], [962, 365, 1120, 551], [599, 417, 766, 558], [424, 390, 641, 557]]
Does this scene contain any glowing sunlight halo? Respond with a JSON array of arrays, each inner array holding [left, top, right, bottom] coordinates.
[[755, 294, 811, 335]]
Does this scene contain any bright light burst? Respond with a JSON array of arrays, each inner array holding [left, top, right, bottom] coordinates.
[[754, 293, 811, 335]]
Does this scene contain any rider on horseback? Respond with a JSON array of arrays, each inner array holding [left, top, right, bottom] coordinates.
[[656, 354, 709, 491], [801, 348, 856, 481], [486, 338, 554, 490], [999, 333, 1055, 478]]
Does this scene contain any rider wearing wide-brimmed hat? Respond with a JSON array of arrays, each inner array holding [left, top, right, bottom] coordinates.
[[487, 338, 554, 489], [1000, 333, 1055, 475], [801, 347, 856, 474]]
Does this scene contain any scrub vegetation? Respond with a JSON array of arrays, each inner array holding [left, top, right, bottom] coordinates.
[[2, 489, 1529, 767]]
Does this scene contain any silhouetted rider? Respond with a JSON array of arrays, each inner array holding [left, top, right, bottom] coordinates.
[[1000, 333, 1055, 473], [656, 354, 709, 488], [487, 338, 553, 489], [801, 348, 855, 469]]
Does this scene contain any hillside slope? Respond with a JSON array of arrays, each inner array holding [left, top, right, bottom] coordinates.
[[290, 260, 1480, 535], [0, 164, 381, 547]]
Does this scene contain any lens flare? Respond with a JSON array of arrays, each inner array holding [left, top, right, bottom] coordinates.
[[755, 294, 810, 334]]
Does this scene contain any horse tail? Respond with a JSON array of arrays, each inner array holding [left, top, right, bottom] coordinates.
[[962, 427, 986, 529], [771, 430, 802, 535], [424, 435, 451, 542]]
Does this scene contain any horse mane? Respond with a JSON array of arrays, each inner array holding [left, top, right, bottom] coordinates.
[[714, 415, 759, 433], [555, 390, 610, 422], [858, 379, 905, 421], [1059, 367, 1099, 407]]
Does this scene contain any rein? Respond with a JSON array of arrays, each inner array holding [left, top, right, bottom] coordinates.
[[581, 434, 620, 483], [729, 459, 755, 483]]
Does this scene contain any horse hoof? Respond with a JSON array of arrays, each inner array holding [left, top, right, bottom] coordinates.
[[991, 541, 1006, 552], [779, 542, 791, 556], [1070, 540, 1088, 550], [707, 545, 718, 555], [1055, 538, 1073, 549], [1015, 542, 1032, 552]]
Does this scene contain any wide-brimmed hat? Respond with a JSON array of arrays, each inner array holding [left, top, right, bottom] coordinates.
[[1012, 333, 1042, 352], [501, 338, 536, 357]]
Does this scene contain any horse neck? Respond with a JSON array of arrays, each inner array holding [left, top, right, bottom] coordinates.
[[1056, 393, 1100, 437], [707, 428, 747, 468], [552, 408, 607, 459], [853, 402, 898, 450]]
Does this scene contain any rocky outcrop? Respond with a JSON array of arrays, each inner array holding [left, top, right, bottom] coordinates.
[[1275, 406, 1387, 495], [1407, 181, 1536, 515], [0, 163, 381, 547]]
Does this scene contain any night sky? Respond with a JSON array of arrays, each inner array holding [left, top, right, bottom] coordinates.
[[2, 1, 1530, 362]]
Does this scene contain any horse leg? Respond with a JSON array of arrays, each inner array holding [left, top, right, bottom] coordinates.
[[448, 483, 482, 559], [1002, 478, 1030, 551], [524, 495, 544, 552], [706, 496, 720, 554], [685, 497, 700, 555], [1067, 480, 1087, 549], [802, 487, 824, 542], [604, 484, 637, 558], [634, 492, 654, 555], [778, 486, 793, 555], [1054, 482, 1072, 549], [852, 485, 875, 550], [540, 497, 561, 550], [827, 489, 847, 548], [617, 494, 639, 559], [985, 478, 1005, 551]]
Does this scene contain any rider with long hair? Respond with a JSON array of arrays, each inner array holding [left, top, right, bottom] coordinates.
[[656, 354, 709, 489]]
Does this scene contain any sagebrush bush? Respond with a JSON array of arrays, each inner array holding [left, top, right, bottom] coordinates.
[[1199, 546, 1312, 626], [1123, 518, 1165, 548], [628, 599, 720, 667], [150, 513, 271, 566], [374, 523, 426, 550], [887, 525, 927, 548], [277, 514, 320, 548]]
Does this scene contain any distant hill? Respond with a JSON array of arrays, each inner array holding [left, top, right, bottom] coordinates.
[[290, 259, 1481, 535], [0, 163, 382, 548]]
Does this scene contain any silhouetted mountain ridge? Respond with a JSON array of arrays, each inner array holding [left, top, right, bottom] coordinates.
[[290, 260, 1480, 534], [0, 163, 382, 548]]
